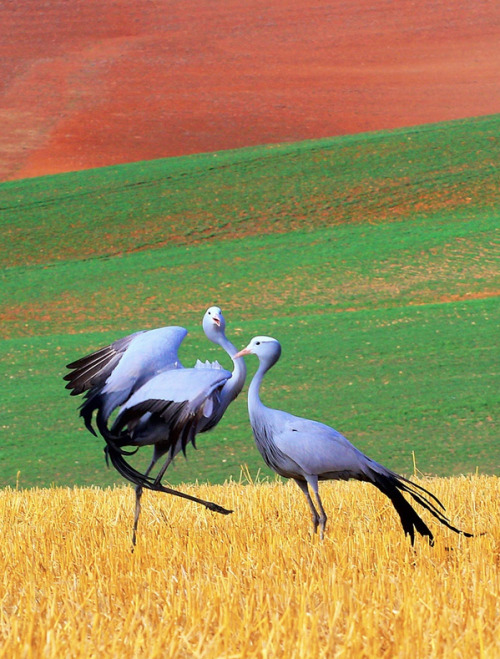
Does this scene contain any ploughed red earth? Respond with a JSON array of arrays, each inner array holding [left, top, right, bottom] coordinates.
[[1, 0, 499, 180]]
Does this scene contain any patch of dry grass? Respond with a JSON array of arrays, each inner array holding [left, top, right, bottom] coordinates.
[[0, 475, 498, 657]]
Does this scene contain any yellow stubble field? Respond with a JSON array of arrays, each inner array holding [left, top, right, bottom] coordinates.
[[0, 474, 498, 658]]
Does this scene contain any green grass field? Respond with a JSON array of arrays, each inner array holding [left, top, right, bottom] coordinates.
[[1, 115, 498, 488]]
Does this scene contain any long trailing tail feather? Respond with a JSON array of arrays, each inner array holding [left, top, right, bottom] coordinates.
[[104, 443, 156, 489], [104, 442, 232, 515], [372, 473, 434, 546], [396, 472, 446, 511], [369, 468, 473, 546], [397, 478, 473, 538], [79, 390, 103, 437], [79, 397, 139, 456]]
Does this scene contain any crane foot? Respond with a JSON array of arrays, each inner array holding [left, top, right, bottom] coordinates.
[[205, 502, 233, 515]]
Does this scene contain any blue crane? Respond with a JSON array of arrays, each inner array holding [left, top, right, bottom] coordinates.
[[235, 336, 472, 545], [65, 306, 246, 543]]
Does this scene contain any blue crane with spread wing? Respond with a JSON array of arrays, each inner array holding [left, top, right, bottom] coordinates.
[[65, 306, 246, 543]]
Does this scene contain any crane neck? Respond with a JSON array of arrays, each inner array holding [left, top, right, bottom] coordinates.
[[217, 334, 247, 403], [247, 359, 271, 418]]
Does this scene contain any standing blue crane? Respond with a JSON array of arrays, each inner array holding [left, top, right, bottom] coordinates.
[[234, 336, 472, 545], [64, 306, 246, 543]]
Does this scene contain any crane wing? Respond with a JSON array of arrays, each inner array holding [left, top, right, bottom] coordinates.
[[111, 366, 232, 456], [64, 330, 145, 395], [64, 325, 187, 399], [271, 412, 367, 479]]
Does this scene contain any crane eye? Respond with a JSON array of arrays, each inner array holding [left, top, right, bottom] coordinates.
[[255, 341, 261, 345]]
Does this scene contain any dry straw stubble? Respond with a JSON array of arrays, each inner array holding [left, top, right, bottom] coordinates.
[[0, 475, 498, 658]]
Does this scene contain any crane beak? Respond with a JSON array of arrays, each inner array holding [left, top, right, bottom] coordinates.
[[233, 347, 251, 359], [213, 315, 221, 327]]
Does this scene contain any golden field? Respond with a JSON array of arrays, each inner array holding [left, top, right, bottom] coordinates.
[[0, 474, 498, 658]]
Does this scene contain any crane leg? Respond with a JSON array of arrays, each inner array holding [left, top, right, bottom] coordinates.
[[303, 476, 328, 540], [149, 451, 233, 515], [132, 485, 143, 547], [151, 453, 174, 488], [294, 478, 320, 536], [132, 457, 158, 547], [312, 489, 328, 540], [134, 453, 171, 543]]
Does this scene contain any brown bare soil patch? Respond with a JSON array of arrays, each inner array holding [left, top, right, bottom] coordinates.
[[1, 0, 499, 180], [438, 290, 500, 303]]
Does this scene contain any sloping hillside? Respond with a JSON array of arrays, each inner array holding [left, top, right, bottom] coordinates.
[[0, 117, 498, 487], [1, 0, 499, 179]]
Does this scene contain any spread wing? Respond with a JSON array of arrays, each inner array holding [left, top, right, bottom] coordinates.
[[64, 330, 145, 396], [63, 326, 188, 433], [64, 326, 188, 396], [111, 366, 233, 456]]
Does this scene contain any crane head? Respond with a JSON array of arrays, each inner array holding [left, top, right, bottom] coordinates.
[[234, 336, 282, 365], [203, 306, 226, 342]]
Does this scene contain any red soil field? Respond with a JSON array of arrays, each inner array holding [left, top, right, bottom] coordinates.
[[1, 0, 499, 181]]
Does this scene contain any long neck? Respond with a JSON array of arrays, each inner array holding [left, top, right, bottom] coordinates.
[[247, 360, 270, 422], [217, 334, 247, 405]]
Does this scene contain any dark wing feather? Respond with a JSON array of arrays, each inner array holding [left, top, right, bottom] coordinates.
[[111, 398, 205, 457], [64, 332, 143, 395]]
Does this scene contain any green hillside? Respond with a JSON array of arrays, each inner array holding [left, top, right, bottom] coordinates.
[[1, 115, 498, 488]]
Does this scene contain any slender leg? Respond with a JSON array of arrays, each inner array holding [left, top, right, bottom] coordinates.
[[151, 481, 233, 514], [133, 453, 172, 545], [132, 485, 143, 548], [132, 456, 157, 547], [294, 478, 320, 535], [307, 477, 328, 540], [152, 453, 174, 488], [150, 448, 233, 514]]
